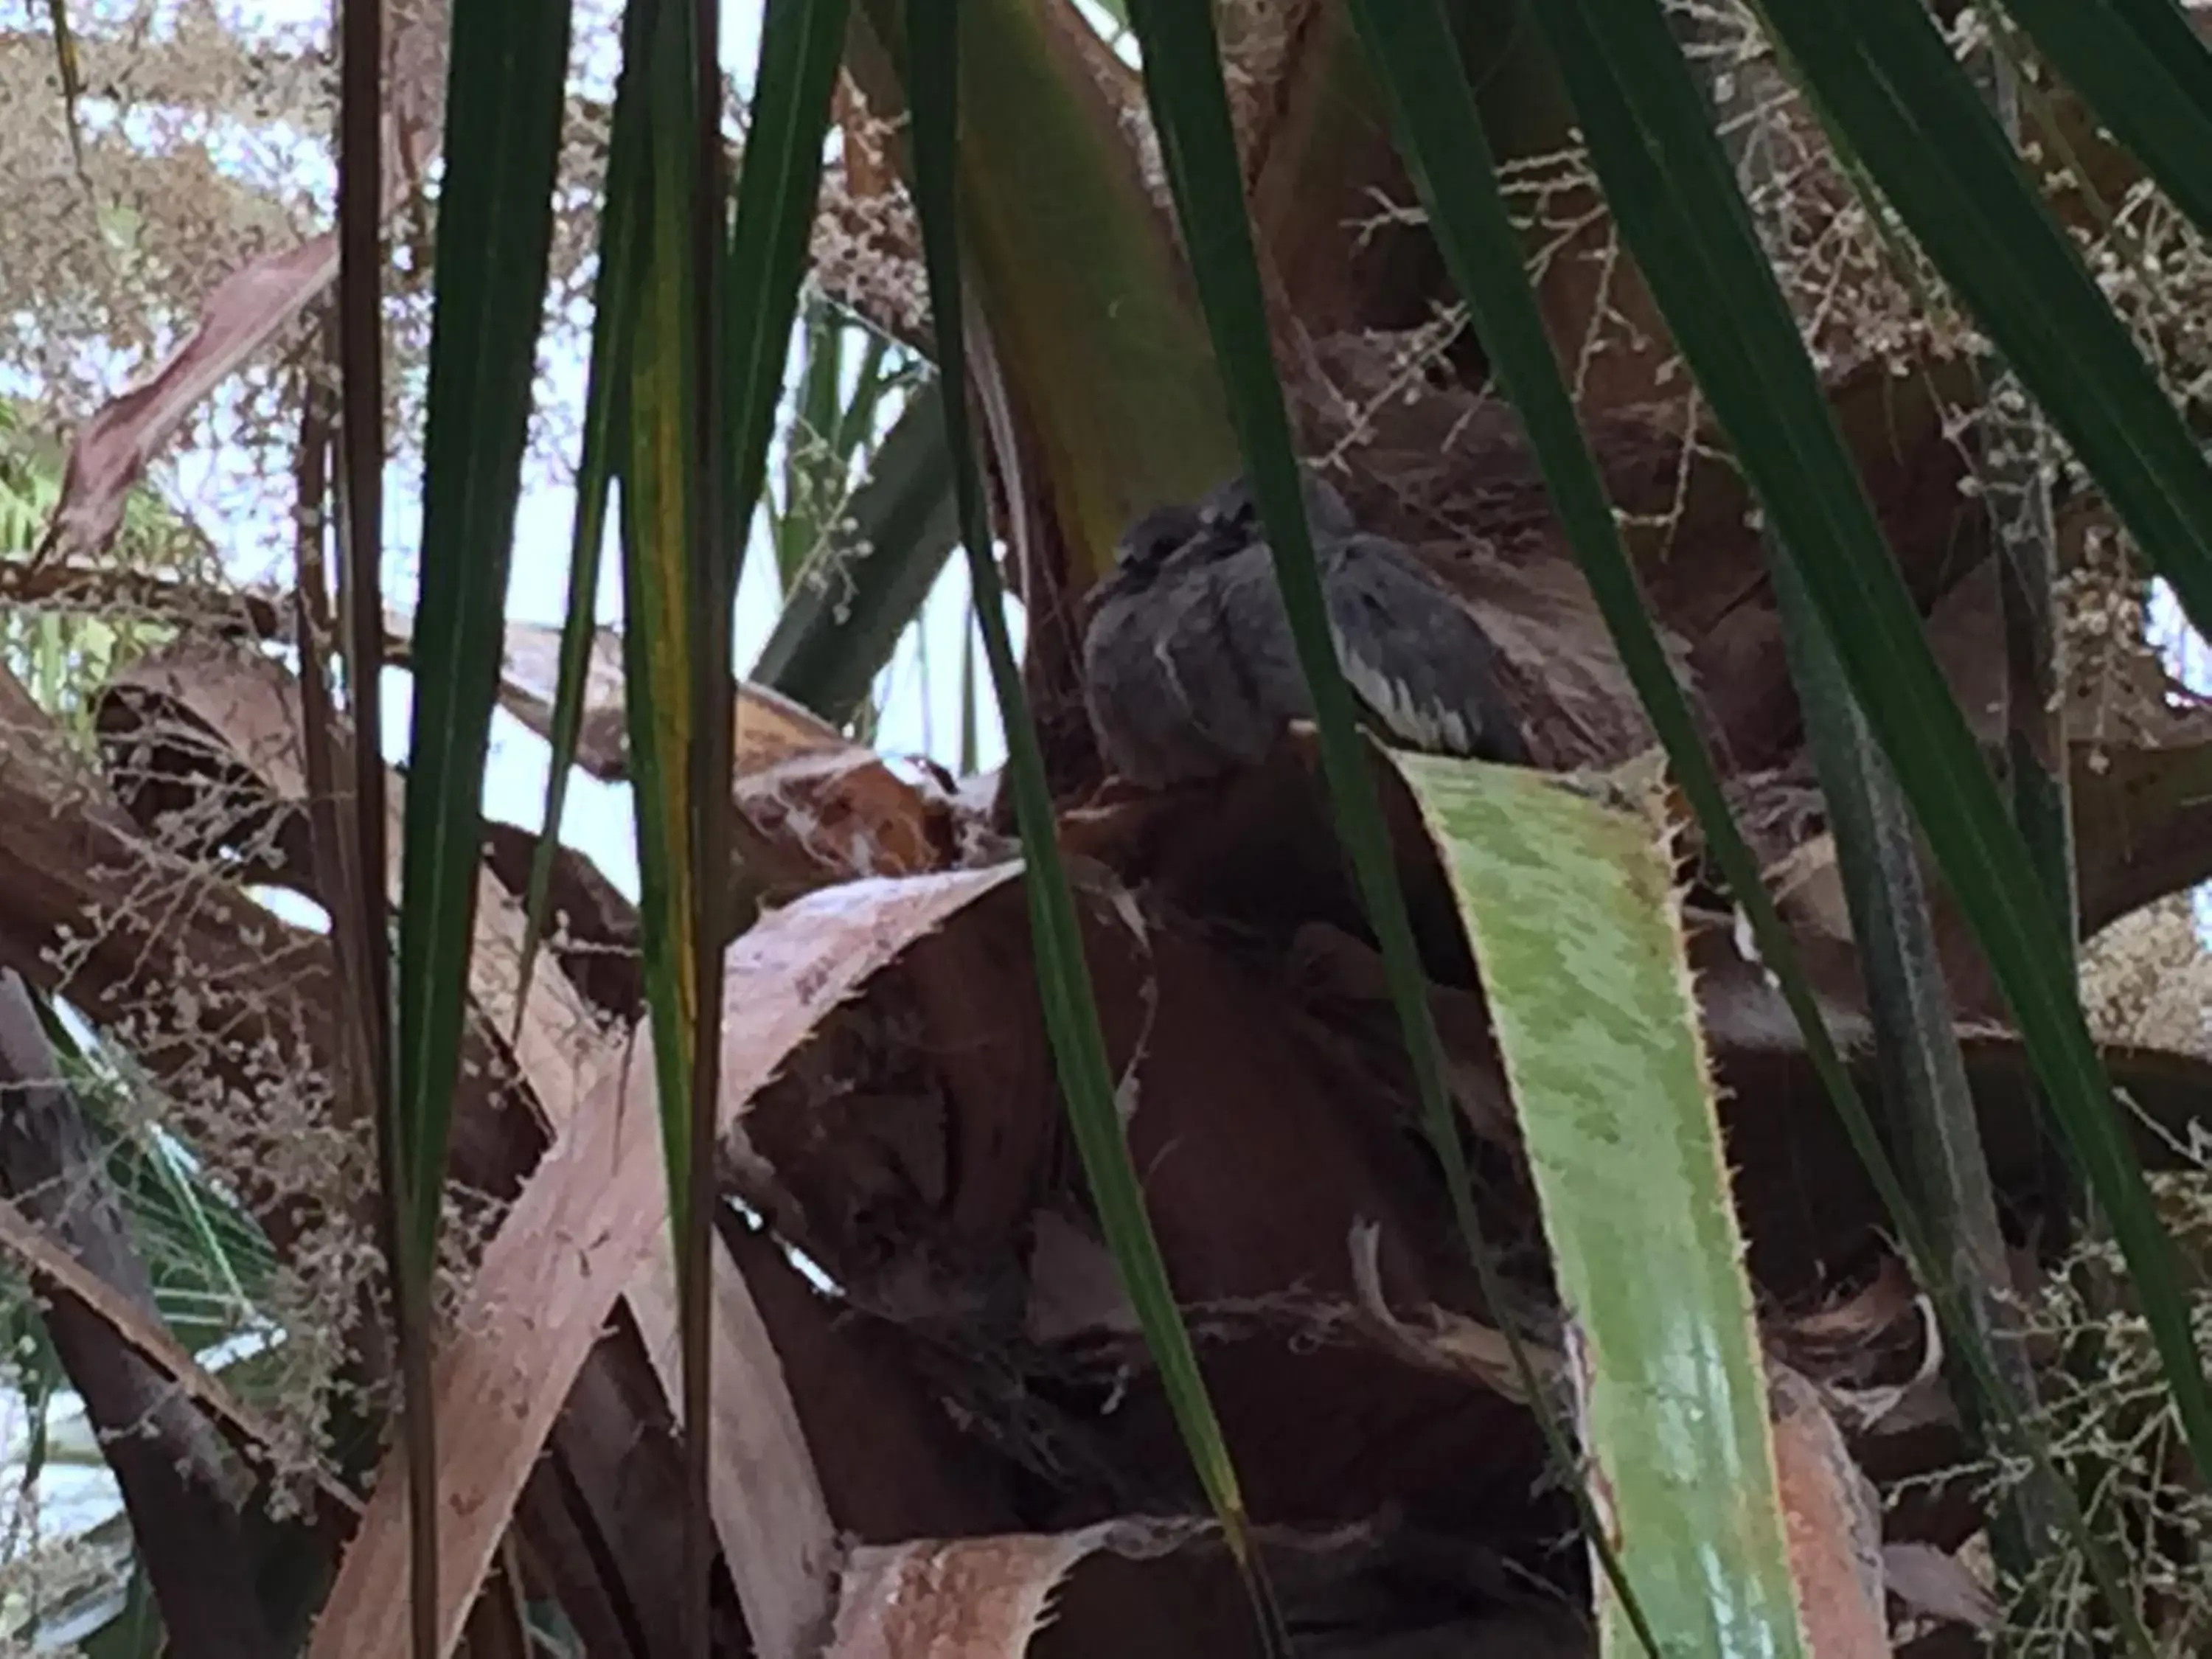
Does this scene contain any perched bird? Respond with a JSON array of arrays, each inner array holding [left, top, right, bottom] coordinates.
[[1081, 470, 1528, 787]]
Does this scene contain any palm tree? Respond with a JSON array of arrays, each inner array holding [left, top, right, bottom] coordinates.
[[5, 0, 2212, 1653]]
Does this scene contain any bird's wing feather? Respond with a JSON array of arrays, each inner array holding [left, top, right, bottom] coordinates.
[[1324, 535, 1524, 759], [1083, 578, 1208, 785], [1208, 541, 1315, 728], [1167, 543, 1301, 762]]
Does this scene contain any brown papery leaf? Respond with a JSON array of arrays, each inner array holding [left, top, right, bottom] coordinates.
[[1770, 1360, 1891, 1659], [308, 864, 1021, 1659], [392, 608, 852, 781]]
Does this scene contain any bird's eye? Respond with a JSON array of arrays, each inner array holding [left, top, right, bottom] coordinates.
[[1122, 509, 1202, 569]]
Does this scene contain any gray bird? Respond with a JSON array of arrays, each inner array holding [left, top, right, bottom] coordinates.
[[1080, 503, 1284, 785], [1082, 471, 1528, 787]]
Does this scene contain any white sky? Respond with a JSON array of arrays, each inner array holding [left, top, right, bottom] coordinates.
[[114, 0, 1018, 907], [407, 0, 1002, 899]]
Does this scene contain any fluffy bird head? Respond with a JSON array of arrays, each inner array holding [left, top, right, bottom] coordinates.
[[1083, 503, 1212, 630], [1107, 503, 1205, 580], [1197, 468, 1357, 546]]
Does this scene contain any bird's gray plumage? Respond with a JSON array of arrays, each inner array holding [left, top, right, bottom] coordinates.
[[1081, 504, 1217, 786], [1082, 472, 1528, 786], [1196, 473, 1360, 563], [1324, 531, 1526, 760]]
